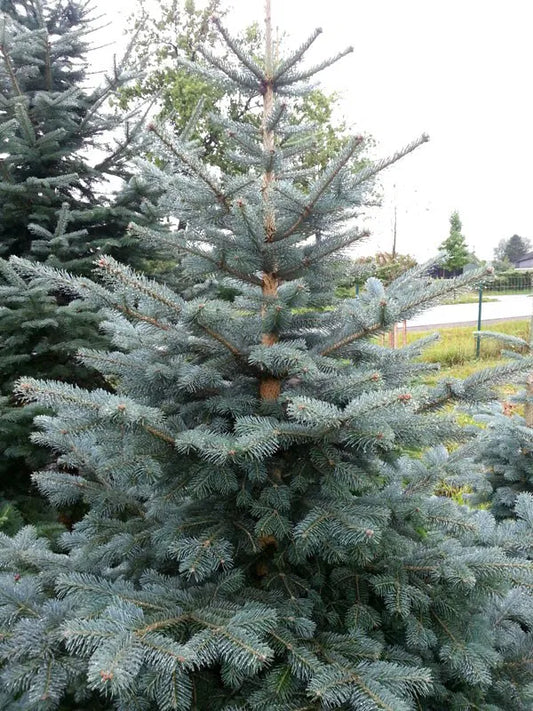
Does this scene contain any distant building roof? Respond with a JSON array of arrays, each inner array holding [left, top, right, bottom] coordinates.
[[514, 251, 533, 266]]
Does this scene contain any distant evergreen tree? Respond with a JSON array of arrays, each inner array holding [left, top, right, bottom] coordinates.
[[0, 0, 157, 513], [1, 6, 533, 709], [439, 210, 470, 275]]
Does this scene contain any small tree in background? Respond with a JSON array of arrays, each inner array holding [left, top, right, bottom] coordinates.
[[439, 210, 470, 275], [1, 5, 533, 710]]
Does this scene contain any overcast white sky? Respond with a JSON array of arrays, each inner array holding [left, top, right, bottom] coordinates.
[[97, 0, 533, 262]]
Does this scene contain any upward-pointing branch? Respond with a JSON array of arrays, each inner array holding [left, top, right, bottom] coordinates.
[[212, 17, 266, 81], [351, 134, 430, 191], [279, 134, 364, 240], [272, 27, 323, 82], [147, 122, 231, 211], [275, 46, 354, 87], [0, 36, 22, 96]]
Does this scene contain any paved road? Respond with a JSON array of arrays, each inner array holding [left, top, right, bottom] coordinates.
[[406, 294, 532, 329]]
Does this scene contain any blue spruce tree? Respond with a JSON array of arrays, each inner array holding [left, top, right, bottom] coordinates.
[[1, 4, 533, 708], [465, 331, 533, 519]]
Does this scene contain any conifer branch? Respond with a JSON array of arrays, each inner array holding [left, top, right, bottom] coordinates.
[[95, 256, 183, 317], [15, 380, 100, 411], [320, 323, 385, 357], [279, 134, 364, 240], [272, 27, 323, 82], [56, 575, 170, 613], [212, 17, 266, 81], [351, 134, 430, 191], [310, 667, 398, 711], [195, 322, 243, 360], [418, 359, 533, 411], [0, 41, 22, 96], [275, 46, 354, 87], [321, 267, 485, 358], [139, 425, 176, 447], [127, 226, 263, 286], [431, 612, 462, 646], [189, 613, 272, 662], [194, 45, 260, 90], [147, 123, 232, 211], [15, 379, 176, 446], [136, 615, 190, 636], [212, 253, 262, 285], [115, 304, 171, 331], [181, 96, 207, 142], [281, 229, 370, 279]]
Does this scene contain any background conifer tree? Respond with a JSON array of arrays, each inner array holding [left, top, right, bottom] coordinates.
[[1, 4, 533, 709], [438, 210, 470, 275], [0, 0, 158, 516]]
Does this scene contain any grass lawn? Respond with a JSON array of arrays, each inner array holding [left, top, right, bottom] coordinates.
[[441, 291, 496, 305], [441, 289, 531, 304], [406, 319, 530, 370], [404, 319, 530, 501]]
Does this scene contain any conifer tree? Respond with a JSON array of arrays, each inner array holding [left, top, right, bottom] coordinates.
[[439, 210, 470, 275], [120, 0, 355, 178], [467, 332, 533, 519], [0, 0, 157, 506], [0, 0, 153, 265], [2, 5, 533, 709]]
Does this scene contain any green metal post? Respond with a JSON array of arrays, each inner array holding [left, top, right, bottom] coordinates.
[[355, 283, 359, 296], [476, 284, 483, 358]]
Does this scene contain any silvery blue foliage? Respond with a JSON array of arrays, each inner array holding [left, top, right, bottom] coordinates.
[[1, 5, 533, 710]]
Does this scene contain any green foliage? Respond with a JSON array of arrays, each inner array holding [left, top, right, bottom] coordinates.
[[373, 251, 418, 284], [439, 210, 471, 274], [0, 0, 151, 265], [119, 0, 229, 167], [1, 8, 533, 711], [336, 254, 416, 296], [484, 268, 532, 291], [494, 234, 532, 265], [291, 88, 353, 176], [0, 255, 109, 502], [406, 319, 530, 367]]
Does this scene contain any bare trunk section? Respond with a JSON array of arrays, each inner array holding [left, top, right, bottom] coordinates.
[[527, 308, 533, 427], [525, 373, 533, 428], [259, 0, 281, 401]]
